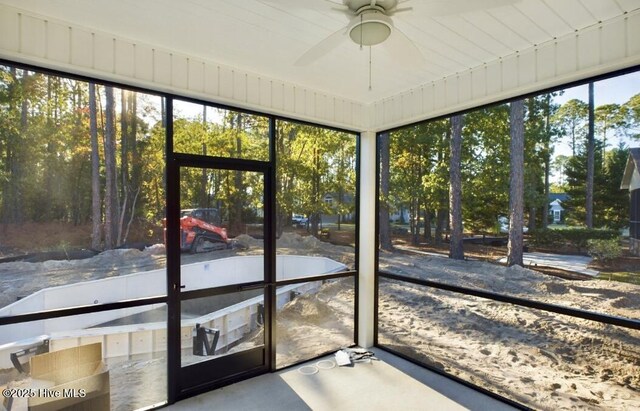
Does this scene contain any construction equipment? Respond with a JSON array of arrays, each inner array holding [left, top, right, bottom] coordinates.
[[165, 208, 231, 253]]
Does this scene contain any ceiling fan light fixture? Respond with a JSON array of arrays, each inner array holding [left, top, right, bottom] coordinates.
[[348, 12, 392, 46]]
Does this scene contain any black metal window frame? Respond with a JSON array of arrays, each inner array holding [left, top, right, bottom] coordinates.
[[0, 58, 361, 407], [374, 65, 640, 410]]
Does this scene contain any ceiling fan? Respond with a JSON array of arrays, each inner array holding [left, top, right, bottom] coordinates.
[[295, 0, 416, 66], [294, 0, 521, 66]]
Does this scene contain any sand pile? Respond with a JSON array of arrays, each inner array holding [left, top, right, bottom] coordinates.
[[3, 233, 639, 409]]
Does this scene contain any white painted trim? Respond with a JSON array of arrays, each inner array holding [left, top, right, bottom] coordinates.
[[1, 4, 638, 133], [0, 4, 365, 131], [368, 10, 640, 131], [358, 131, 376, 348]]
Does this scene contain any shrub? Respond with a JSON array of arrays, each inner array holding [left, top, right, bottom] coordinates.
[[529, 229, 563, 247], [530, 228, 618, 252], [587, 239, 622, 262]]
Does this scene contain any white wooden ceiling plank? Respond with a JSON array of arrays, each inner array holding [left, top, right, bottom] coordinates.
[[578, 0, 624, 21], [615, 0, 640, 12], [513, 0, 573, 40], [487, 5, 550, 47], [462, 10, 526, 51], [439, 14, 514, 56], [542, 0, 597, 30], [420, 16, 497, 63]]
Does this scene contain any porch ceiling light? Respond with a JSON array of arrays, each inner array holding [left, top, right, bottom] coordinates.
[[348, 11, 393, 46]]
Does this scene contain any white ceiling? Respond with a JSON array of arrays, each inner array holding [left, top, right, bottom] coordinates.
[[1, 0, 638, 104]]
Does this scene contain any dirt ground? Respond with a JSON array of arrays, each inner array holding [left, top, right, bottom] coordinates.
[[2, 232, 639, 410]]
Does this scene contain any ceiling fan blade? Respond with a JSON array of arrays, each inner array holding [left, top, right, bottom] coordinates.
[[419, 0, 519, 16], [295, 26, 349, 66], [382, 24, 425, 66], [388, 6, 413, 16]]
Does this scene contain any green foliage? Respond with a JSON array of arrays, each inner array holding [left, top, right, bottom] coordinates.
[[587, 239, 622, 262], [275, 120, 356, 236], [564, 142, 629, 229], [531, 227, 618, 251]]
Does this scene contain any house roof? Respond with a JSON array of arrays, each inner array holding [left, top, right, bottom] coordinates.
[[620, 148, 640, 190], [548, 193, 569, 203]]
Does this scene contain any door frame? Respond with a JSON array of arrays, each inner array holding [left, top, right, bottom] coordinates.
[[166, 117, 276, 401]]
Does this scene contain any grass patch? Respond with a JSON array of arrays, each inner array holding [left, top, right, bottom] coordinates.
[[596, 271, 640, 285]]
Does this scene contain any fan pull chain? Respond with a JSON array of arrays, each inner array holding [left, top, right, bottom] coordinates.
[[360, 14, 363, 50], [369, 45, 372, 91]]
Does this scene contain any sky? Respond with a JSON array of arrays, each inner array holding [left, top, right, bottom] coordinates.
[[551, 71, 640, 157]]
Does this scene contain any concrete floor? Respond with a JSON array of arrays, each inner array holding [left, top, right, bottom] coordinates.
[[166, 349, 517, 411]]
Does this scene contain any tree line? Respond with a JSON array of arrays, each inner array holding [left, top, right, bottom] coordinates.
[[379, 84, 639, 265], [0, 66, 357, 251]]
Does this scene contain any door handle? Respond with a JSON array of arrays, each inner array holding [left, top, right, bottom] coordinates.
[[173, 284, 186, 291], [237, 283, 264, 291]]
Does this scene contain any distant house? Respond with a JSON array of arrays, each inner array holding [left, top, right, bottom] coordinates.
[[548, 193, 569, 224], [620, 147, 640, 256], [390, 208, 410, 223], [321, 192, 355, 225]]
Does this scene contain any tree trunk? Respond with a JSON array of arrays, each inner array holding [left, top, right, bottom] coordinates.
[[103, 86, 117, 249], [423, 207, 432, 243], [379, 132, 393, 250], [449, 114, 464, 259], [435, 209, 447, 245], [412, 202, 421, 245], [507, 100, 525, 266], [230, 114, 245, 236], [543, 95, 551, 229], [529, 207, 537, 231], [310, 147, 321, 236], [586, 82, 595, 228], [89, 83, 102, 250]]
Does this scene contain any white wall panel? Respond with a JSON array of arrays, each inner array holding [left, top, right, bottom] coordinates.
[[471, 66, 486, 100], [314, 93, 326, 120], [0, 4, 365, 131], [518, 49, 536, 86], [204, 64, 220, 96], [577, 27, 601, 70], [433, 80, 446, 110], [629, 14, 640, 56], [152, 49, 171, 86], [601, 21, 626, 63], [20, 14, 45, 58], [326, 97, 336, 123], [0, 3, 635, 132], [334, 98, 344, 124], [369, 11, 640, 131], [501, 55, 518, 91], [187, 59, 204, 93], [555, 35, 578, 76], [46, 22, 70, 64], [114, 39, 134, 78], [93, 35, 114, 73], [272, 80, 284, 111], [246, 75, 260, 106], [283, 83, 295, 113], [219, 66, 233, 99], [294, 87, 305, 116], [70, 27, 92, 68], [171, 54, 188, 90], [445, 77, 458, 107], [233, 71, 248, 103], [486, 62, 502, 96], [536, 45, 556, 82], [457, 72, 472, 106], [392, 95, 402, 123], [0, 9, 19, 52], [134, 43, 153, 82]]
